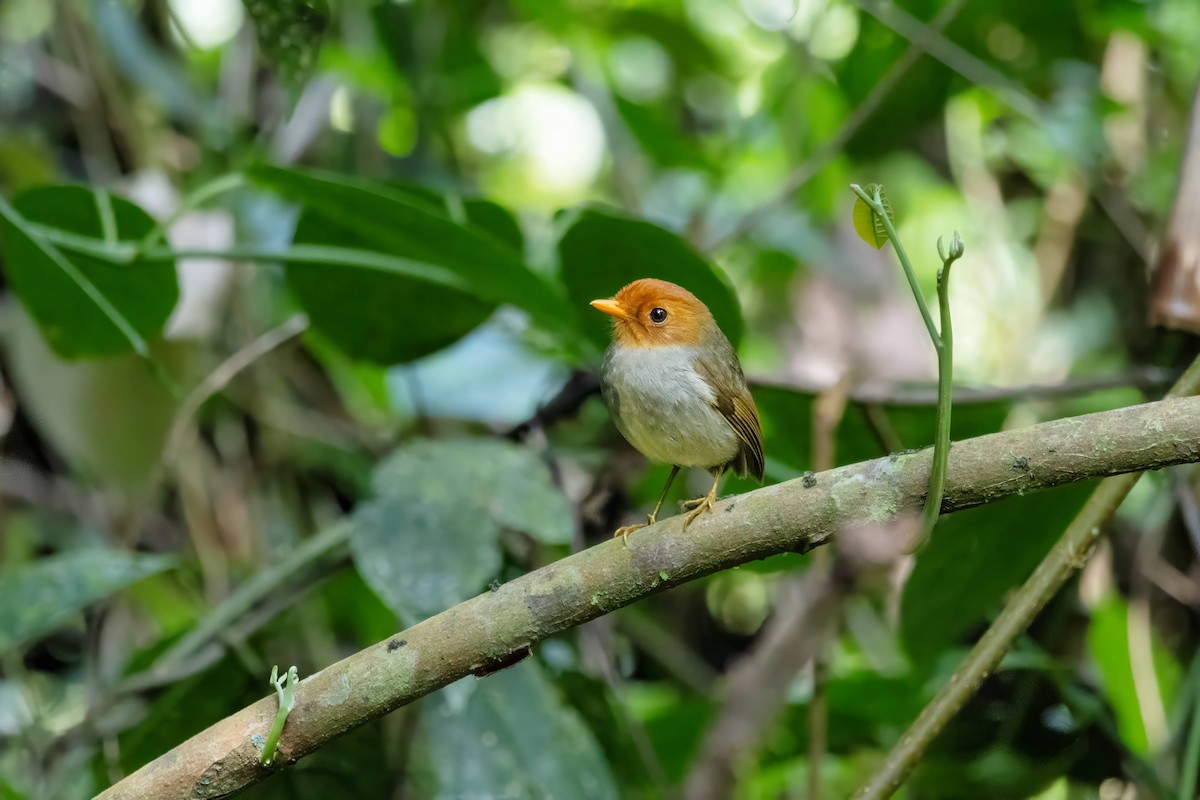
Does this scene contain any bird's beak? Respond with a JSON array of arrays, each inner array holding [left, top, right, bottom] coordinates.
[[590, 298, 630, 320]]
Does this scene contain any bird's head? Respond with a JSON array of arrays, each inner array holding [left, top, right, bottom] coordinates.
[[590, 278, 714, 348]]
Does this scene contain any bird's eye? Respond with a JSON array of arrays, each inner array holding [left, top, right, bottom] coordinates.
[[649, 307, 668, 324]]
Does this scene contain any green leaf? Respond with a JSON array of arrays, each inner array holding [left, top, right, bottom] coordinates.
[[420, 661, 618, 800], [7, 309, 188, 488], [559, 209, 744, 351], [0, 550, 175, 653], [291, 209, 496, 364], [247, 166, 576, 352], [1088, 595, 1183, 755], [350, 439, 571, 622], [852, 183, 894, 250], [289, 186, 523, 365], [0, 187, 179, 359], [611, 94, 709, 169], [901, 482, 1095, 668]]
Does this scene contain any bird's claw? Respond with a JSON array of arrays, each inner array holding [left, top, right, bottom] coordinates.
[[680, 494, 715, 529], [612, 512, 658, 547], [613, 523, 645, 547]]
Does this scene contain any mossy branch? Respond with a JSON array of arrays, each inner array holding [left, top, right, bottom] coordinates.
[[99, 394, 1200, 800]]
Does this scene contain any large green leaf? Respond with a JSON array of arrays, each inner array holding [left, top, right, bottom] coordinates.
[[287, 186, 525, 364], [0, 550, 175, 653], [291, 209, 496, 364], [420, 661, 618, 800], [0, 186, 178, 359], [350, 439, 572, 622], [559, 209, 744, 351], [1088, 595, 1183, 755], [901, 482, 1096, 667], [247, 166, 576, 351]]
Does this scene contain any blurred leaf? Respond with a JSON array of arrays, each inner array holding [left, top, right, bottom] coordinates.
[[370, 1, 500, 112], [1088, 595, 1183, 756], [350, 439, 571, 622], [248, 166, 576, 358], [119, 654, 254, 773], [377, 104, 417, 157], [825, 670, 927, 728], [0, 186, 178, 359], [560, 209, 744, 351], [461, 199, 524, 252], [852, 183, 893, 249], [0, 550, 174, 653], [0, 132, 56, 192], [631, 685, 714, 782], [608, 9, 721, 75], [612, 94, 708, 169], [420, 661, 618, 800], [241, 0, 326, 91], [901, 482, 1095, 668], [553, 668, 658, 793], [7, 307, 189, 488]]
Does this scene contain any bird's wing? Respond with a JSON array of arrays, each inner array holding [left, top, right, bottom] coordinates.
[[692, 338, 765, 481]]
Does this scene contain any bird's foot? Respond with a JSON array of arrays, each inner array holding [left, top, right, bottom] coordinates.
[[680, 493, 716, 529], [613, 522, 645, 547], [612, 512, 658, 547]]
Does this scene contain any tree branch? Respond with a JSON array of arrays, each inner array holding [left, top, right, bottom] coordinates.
[[99, 395, 1200, 799]]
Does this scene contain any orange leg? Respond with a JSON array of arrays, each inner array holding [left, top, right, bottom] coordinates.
[[680, 471, 721, 529]]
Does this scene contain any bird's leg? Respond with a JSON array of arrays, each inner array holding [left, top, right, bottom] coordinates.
[[614, 465, 681, 546], [681, 471, 721, 529], [647, 464, 681, 526]]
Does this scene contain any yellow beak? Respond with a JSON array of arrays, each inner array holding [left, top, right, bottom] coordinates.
[[590, 298, 630, 320]]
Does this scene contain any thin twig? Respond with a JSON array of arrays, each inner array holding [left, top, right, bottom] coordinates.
[[917, 235, 960, 545], [807, 375, 854, 798], [138, 173, 248, 252], [123, 521, 352, 692], [162, 314, 310, 464], [751, 367, 1178, 407], [851, 186, 960, 548], [850, 0, 1042, 120]]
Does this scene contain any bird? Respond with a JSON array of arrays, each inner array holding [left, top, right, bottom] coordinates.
[[590, 278, 764, 543]]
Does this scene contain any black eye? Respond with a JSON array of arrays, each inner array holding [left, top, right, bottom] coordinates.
[[649, 307, 668, 324]]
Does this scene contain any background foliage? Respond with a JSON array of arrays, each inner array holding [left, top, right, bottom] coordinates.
[[0, 0, 1198, 797]]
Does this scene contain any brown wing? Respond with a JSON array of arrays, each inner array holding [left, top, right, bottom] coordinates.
[[692, 337, 765, 482]]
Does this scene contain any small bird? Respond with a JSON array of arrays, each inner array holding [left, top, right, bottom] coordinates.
[[591, 278, 764, 542]]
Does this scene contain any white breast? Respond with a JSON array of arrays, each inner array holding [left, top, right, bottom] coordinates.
[[601, 344, 739, 470]]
